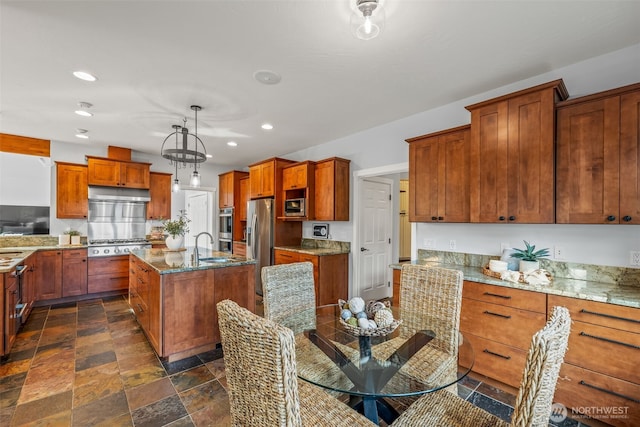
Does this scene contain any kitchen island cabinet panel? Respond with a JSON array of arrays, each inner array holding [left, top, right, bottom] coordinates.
[[212, 264, 255, 343], [88, 255, 128, 293]]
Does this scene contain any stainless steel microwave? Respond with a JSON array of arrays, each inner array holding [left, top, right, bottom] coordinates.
[[284, 198, 305, 217]]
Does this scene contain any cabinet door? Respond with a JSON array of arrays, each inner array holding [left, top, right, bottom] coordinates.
[[469, 100, 509, 223], [409, 136, 439, 222], [148, 172, 172, 220], [258, 162, 275, 197], [146, 269, 162, 353], [314, 158, 350, 221], [619, 90, 640, 224], [121, 162, 150, 189], [218, 172, 233, 208], [87, 158, 121, 186], [556, 97, 620, 223], [274, 249, 299, 264], [56, 163, 88, 219], [238, 177, 249, 220], [282, 164, 307, 190], [4, 275, 18, 354], [62, 249, 87, 297], [505, 89, 556, 223], [35, 250, 62, 300], [249, 164, 263, 199]]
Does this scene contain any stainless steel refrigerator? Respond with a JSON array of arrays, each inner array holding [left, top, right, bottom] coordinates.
[[246, 198, 275, 296]]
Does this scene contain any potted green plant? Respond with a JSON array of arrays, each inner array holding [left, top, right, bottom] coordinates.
[[65, 229, 81, 245], [163, 213, 190, 250], [512, 240, 550, 273]]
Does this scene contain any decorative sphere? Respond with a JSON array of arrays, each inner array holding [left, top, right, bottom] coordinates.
[[355, 311, 367, 319], [374, 309, 394, 328], [348, 297, 365, 314], [347, 317, 358, 327], [358, 317, 372, 329], [340, 309, 352, 320], [368, 319, 377, 329]]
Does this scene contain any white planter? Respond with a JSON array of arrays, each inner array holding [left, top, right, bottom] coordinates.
[[165, 235, 184, 251], [519, 260, 540, 273], [59, 234, 70, 246], [71, 235, 81, 245]]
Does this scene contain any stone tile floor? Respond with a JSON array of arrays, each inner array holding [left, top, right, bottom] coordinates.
[[0, 295, 596, 426]]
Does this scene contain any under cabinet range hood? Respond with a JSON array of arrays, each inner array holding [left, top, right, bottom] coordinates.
[[88, 186, 150, 202]]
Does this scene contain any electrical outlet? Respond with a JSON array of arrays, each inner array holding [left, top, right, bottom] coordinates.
[[424, 239, 436, 249], [449, 240, 456, 250], [554, 246, 565, 260], [630, 251, 640, 266]]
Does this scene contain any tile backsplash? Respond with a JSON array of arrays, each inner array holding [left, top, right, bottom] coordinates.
[[417, 249, 640, 286]]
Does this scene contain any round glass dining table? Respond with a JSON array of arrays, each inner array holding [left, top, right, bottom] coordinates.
[[286, 304, 474, 425]]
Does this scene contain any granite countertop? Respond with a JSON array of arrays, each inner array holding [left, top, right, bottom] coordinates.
[[390, 260, 640, 309], [274, 246, 349, 256], [131, 247, 256, 274], [0, 245, 87, 273]]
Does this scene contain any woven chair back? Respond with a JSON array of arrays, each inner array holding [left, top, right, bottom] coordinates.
[[262, 262, 317, 334], [217, 299, 302, 426], [510, 305, 571, 427], [399, 265, 463, 354]]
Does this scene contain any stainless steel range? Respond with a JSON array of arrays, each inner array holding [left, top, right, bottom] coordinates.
[[87, 186, 151, 257], [88, 238, 151, 257]]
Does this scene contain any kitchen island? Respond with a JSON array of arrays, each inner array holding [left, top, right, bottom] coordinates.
[[129, 247, 256, 362]]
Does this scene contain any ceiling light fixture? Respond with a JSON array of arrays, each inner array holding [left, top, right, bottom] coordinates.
[[253, 70, 281, 85], [350, 0, 385, 40], [75, 102, 93, 117], [261, 123, 273, 130], [161, 105, 207, 189], [73, 71, 97, 82], [227, 141, 237, 147], [75, 129, 89, 139]]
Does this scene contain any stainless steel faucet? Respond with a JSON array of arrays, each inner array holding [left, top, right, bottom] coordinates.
[[194, 232, 214, 264]]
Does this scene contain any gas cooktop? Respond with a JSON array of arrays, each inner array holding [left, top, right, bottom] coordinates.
[[89, 238, 150, 246]]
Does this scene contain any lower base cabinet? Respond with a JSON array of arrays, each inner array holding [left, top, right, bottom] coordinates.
[[35, 250, 63, 300], [88, 255, 129, 293], [274, 249, 348, 306], [62, 249, 87, 297], [129, 256, 255, 362]]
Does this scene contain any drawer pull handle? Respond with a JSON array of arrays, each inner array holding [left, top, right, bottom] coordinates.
[[580, 309, 640, 324], [483, 292, 511, 299], [483, 310, 511, 319], [483, 349, 511, 360], [579, 331, 640, 350], [579, 381, 640, 404]]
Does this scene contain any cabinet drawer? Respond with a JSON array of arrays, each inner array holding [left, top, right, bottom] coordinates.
[[63, 249, 87, 259], [555, 363, 640, 427], [463, 281, 546, 312], [88, 256, 129, 275], [459, 333, 527, 388], [564, 320, 640, 384], [460, 298, 547, 350], [274, 250, 299, 264], [88, 273, 128, 293], [549, 294, 640, 334], [297, 253, 319, 267]]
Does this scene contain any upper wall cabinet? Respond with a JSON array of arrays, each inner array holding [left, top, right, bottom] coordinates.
[[56, 162, 88, 219], [406, 125, 470, 223], [147, 172, 172, 220], [280, 161, 316, 221], [465, 79, 568, 224], [86, 156, 150, 189], [218, 170, 248, 209], [556, 82, 640, 224], [314, 157, 350, 221]]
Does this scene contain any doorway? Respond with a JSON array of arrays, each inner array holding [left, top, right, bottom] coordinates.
[[184, 190, 214, 249], [353, 162, 408, 301]]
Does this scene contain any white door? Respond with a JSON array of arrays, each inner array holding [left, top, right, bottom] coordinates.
[[185, 191, 213, 249], [357, 178, 393, 301]]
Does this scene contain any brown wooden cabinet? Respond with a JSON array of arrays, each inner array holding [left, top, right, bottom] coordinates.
[[35, 250, 63, 300], [232, 241, 246, 257], [219, 171, 250, 241], [249, 160, 276, 199], [314, 157, 350, 221], [549, 295, 640, 427], [392, 268, 401, 307], [129, 256, 161, 353], [281, 161, 316, 220], [147, 172, 172, 220], [3, 272, 17, 355], [86, 156, 150, 189], [556, 83, 640, 224], [56, 162, 88, 219], [88, 255, 129, 294], [466, 80, 568, 224], [62, 249, 87, 297], [273, 249, 348, 306], [238, 177, 249, 221], [406, 125, 470, 222], [459, 280, 547, 388]]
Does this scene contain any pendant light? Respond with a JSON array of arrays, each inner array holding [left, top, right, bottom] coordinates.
[[161, 105, 207, 189], [350, 0, 385, 40]]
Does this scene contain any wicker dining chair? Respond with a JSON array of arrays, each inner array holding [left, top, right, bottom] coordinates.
[[217, 299, 375, 427], [372, 264, 464, 391], [390, 305, 572, 427]]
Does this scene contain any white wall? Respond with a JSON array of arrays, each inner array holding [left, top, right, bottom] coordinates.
[[288, 43, 640, 268]]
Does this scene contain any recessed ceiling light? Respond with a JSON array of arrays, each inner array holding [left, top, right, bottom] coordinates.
[[75, 102, 93, 117], [227, 141, 238, 147], [73, 71, 97, 82], [261, 123, 273, 130], [75, 129, 89, 139], [205, 153, 213, 158], [253, 70, 281, 85]]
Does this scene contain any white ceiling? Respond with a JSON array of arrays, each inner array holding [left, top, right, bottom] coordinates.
[[2, 1, 639, 167]]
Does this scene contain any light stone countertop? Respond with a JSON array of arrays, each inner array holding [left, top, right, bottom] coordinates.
[[390, 260, 640, 309]]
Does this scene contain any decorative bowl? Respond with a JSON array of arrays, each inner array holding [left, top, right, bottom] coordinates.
[[337, 299, 401, 337]]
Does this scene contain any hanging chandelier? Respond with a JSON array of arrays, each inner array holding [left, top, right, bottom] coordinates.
[[161, 105, 207, 189]]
